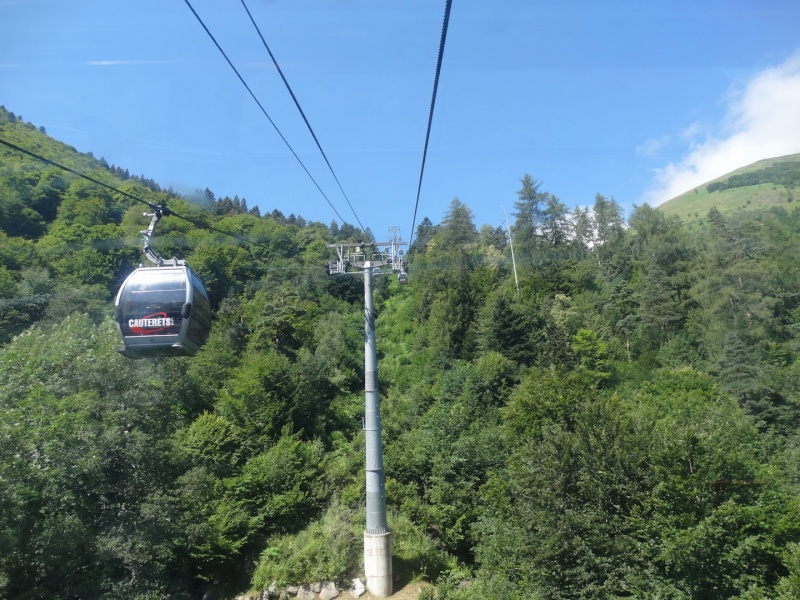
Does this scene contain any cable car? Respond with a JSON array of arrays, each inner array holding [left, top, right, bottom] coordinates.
[[398, 271, 408, 285], [114, 264, 211, 358], [114, 206, 211, 358]]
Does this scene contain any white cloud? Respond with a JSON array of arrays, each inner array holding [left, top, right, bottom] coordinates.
[[644, 50, 800, 205], [635, 134, 671, 157]]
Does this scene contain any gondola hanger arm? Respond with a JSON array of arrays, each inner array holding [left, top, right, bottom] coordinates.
[[141, 205, 183, 267]]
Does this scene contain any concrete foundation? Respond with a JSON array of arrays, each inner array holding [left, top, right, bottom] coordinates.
[[364, 531, 392, 597]]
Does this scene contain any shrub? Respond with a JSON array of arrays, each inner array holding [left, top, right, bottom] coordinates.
[[251, 501, 358, 589]]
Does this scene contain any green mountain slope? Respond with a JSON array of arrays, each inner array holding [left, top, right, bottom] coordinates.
[[658, 153, 800, 229]]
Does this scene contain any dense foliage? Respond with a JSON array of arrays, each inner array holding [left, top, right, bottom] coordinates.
[[2, 108, 800, 599], [707, 160, 800, 194]]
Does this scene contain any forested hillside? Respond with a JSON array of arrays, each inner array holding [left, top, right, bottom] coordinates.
[[2, 107, 800, 599]]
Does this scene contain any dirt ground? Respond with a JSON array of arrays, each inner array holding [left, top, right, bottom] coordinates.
[[234, 580, 433, 600], [357, 581, 432, 599]]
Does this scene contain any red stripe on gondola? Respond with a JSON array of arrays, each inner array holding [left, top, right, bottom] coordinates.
[[130, 312, 175, 334]]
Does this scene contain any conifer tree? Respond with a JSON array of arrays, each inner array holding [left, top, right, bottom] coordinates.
[[513, 174, 547, 252], [541, 194, 570, 247], [639, 263, 681, 341]]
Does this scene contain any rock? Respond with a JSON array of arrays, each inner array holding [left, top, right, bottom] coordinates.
[[297, 584, 315, 600], [286, 586, 299, 597], [261, 581, 277, 599], [319, 581, 339, 600], [348, 578, 366, 598], [311, 582, 323, 594]]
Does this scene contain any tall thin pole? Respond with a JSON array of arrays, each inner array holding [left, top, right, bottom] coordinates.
[[504, 207, 520, 295], [362, 262, 392, 596], [326, 242, 403, 598]]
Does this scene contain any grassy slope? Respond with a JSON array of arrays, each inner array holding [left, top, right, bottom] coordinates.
[[657, 153, 800, 231]]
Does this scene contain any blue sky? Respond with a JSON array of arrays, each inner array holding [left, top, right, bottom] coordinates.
[[2, 0, 800, 240]]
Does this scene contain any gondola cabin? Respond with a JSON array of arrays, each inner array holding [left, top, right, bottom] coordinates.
[[114, 265, 211, 358]]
